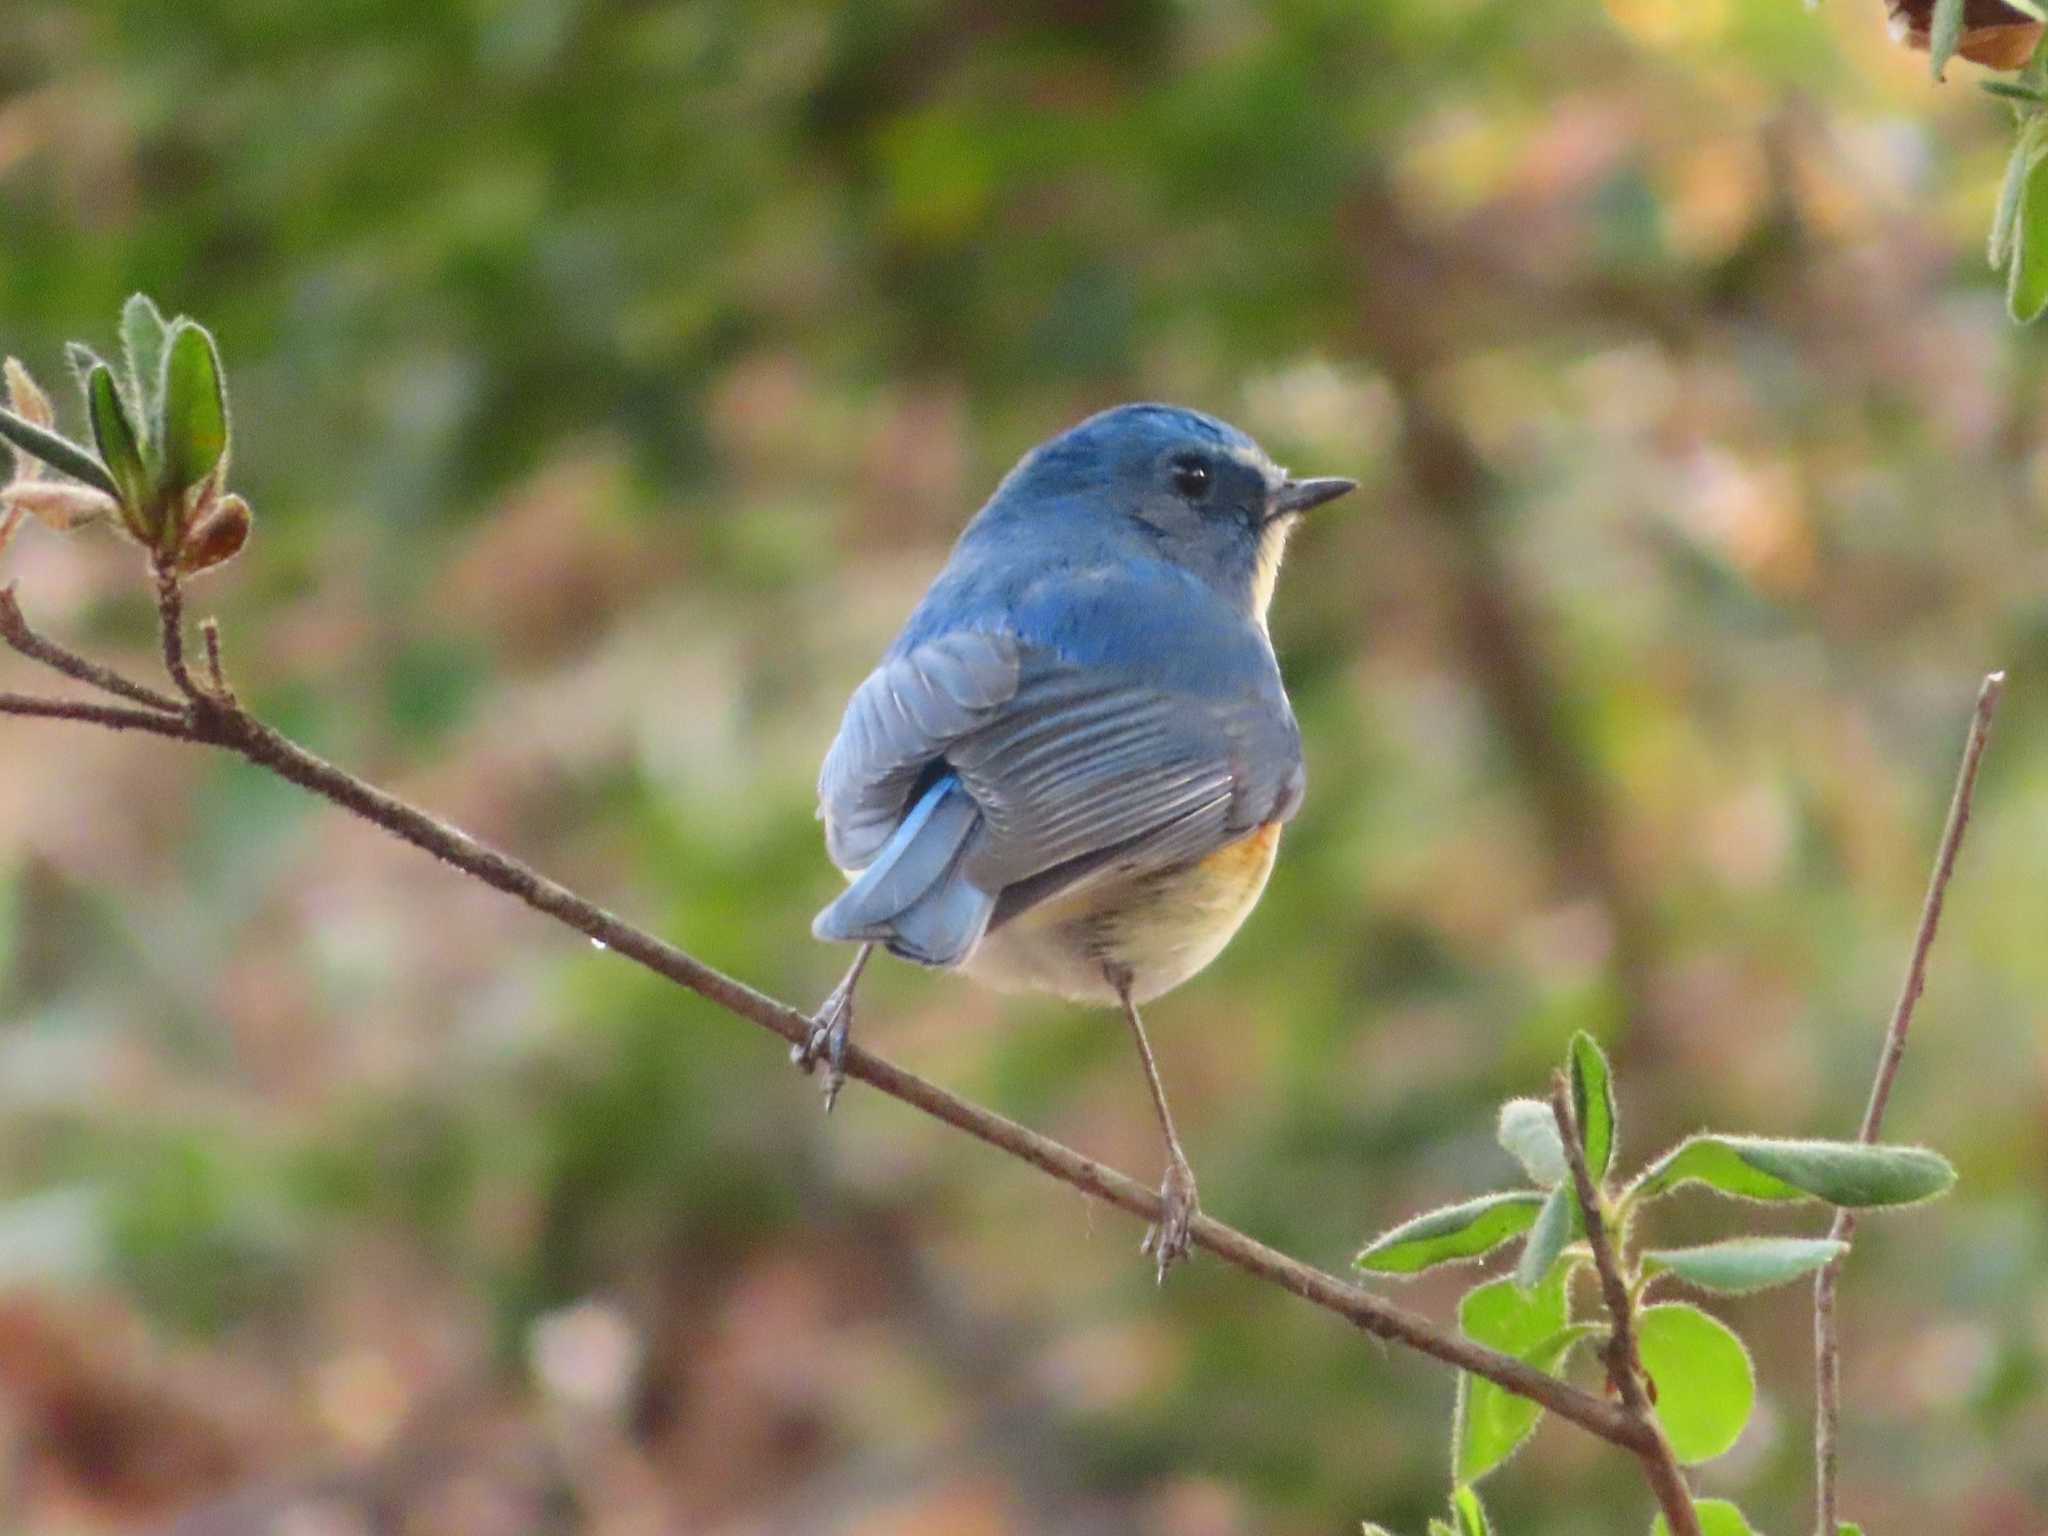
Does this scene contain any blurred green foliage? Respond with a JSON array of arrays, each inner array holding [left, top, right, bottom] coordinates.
[[1, 0, 2047, 1532]]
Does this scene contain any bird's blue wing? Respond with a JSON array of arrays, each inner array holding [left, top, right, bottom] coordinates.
[[814, 573, 1304, 963], [946, 650, 1302, 908], [816, 628, 1023, 874]]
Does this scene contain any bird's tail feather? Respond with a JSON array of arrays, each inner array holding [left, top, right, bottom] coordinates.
[[813, 774, 995, 968]]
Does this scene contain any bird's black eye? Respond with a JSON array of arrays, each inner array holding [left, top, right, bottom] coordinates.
[[1170, 455, 1212, 501]]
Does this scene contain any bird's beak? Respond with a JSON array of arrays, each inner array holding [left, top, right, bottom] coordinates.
[[1268, 476, 1357, 521]]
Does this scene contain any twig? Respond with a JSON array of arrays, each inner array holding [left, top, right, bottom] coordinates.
[[0, 690, 199, 739], [0, 583, 183, 712], [199, 616, 230, 701], [1552, 1078, 1700, 1536], [1812, 672, 2004, 1536], [154, 563, 202, 701], [0, 587, 1655, 1456]]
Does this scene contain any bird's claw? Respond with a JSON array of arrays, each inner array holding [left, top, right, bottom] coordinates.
[[1140, 1156, 1199, 1283], [791, 981, 854, 1112]]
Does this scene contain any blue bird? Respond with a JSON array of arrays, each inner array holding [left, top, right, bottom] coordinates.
[[804, 403, 1354, 1276]]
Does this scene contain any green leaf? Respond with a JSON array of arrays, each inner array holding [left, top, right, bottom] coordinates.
[[1992, 132, 2032, 271], [120, 294, 170, 439], [1839, 1525, 1864, 1535], [1631, 1135, 1956, 1208], [1642, 1236, 1847, 1294], [1450, 1485, 1489, 1536], [2011, 143, 2048, 323], [1569, 1032, 1617, 1179], [86, 365, 151, 526], [1930, 0, 1966, 79], [1515, 1182, 1575, 1290], [1637, 1303, 1754, 1464], [160, 320, 229, 495], [1497, 1098, 1567, 1187], [1356, 1191, 1545, 1275], [1428, 1523, 1456, 1536], [1652, 1498, 1758, 1536], [1453, 1269, 1569, 1482], [0, 409, 119, 499], [64, 342, 108, 390], [1984, 78, 2048, 104]]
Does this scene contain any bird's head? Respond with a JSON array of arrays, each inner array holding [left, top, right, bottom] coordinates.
[[990, 403, 1355, 622]]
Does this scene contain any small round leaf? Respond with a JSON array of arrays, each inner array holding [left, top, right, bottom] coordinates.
[[1453, 1271, 1573, 1481], [1651, 1497, 1758, 1536], [1638, 1303, 1754, 1464]]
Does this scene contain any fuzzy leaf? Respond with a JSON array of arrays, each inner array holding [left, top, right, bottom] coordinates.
[[1449, 1486, 1489, 1536], [1638, 1303, 1754, 1464], [1514, 1182, 1575, 1291], [120, 294, 170, 438], [65, 342, 108, 390], [1991, 123, 2042, 270], [1642, 1236, 1847, 1295], [1569, 1032, 1617, 1179], [1632, 1135, 1955, 1208], [1497, 1098, 1568, 1187], [0, 481, 120, 531], [87, 366, 152, 533], [4, 358, 54, 437], [1652, 1499, 1759, 1536], [2011, 141, 2048, 323], [1930, 0, 1966, 77], [1453, 1269, 1570, 1482], [1356, 1191, 1545, 1275], [0, 411, 117, 499], [160, 320, 229, 495]]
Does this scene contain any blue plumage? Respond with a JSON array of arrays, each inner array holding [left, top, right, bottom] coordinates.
[[804, 402, 1354, 1275]]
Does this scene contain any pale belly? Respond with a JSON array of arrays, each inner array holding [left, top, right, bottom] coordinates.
[[962, 822, 1283, 1006]]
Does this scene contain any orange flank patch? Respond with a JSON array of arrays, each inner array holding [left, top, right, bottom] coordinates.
[[1192, 820, 1283, 896]]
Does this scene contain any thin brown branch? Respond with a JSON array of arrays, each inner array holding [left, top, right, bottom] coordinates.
[[0, 690, 199, 738], [1813, 671, 2004, 1536], [0, 583, 183, 712], [154, 563, 203, 701], [0, 587, 1651, 1455], [199, 616, 230, 701], [1552, 1078, 1700, 1536]]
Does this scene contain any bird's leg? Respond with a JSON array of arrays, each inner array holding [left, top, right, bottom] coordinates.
[[1107, 964, 1198, 1282], [793, 942, 872, 1112]]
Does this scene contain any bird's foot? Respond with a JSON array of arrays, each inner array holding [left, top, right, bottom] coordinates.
[[1140, 1154, 1199, 1283], [790, 977, 855, 1112]]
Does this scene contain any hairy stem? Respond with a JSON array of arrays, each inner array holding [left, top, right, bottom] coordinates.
[[1812, 672, 2004, 1536], [1553, 1078, 1699, 1536], [0, 584, 181, 712]]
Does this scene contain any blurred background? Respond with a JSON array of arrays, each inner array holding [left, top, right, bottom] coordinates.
[[0, 0, 2045, 1531]]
